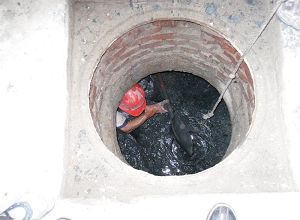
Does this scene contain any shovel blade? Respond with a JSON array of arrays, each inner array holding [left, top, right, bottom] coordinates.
[[171, 115, 194, 156]]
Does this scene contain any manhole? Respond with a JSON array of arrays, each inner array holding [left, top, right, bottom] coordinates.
[[89, 20, 255, 174]]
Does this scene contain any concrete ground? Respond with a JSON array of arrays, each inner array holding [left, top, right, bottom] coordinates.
[[44, 192, 300, 220], [0, 0, 300, 219]]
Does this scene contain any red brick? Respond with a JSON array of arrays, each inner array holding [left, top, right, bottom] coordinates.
[[223, 51, 238, 65], [153, 46, 177, 53], [178, 46, 199, 54], [203, 31, 219, 41], [119, 47, 141, 60], [210, 35, 237, 55], [137, 33, 174, 44], [175, 33, 199, 41], [164, 39, 178, 46], [214, 54, 232, 67], [127, 27, 142, 39], [241, 62, 253, 88], [112, 47, 127, 58], [112, 50, 151, 72], [235, 53, 241, 61], [108, 37, 126, 51], [104, 56, 121, 72], [143, 24, 163, 35], [205, 39, 217, 45], [246, 84, 255, 104], [89, 84, 97, 102], [237, 67, 253, 89], [139, 41, 165, 50], [218, 40, 237, 54], [195, 60, 220, 74], [153, 20, 177, 27]]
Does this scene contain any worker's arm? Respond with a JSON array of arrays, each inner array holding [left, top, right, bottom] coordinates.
[[120, 101, 168, 133]]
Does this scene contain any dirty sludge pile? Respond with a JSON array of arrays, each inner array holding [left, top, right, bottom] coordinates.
[[117, 72, 231, 176]]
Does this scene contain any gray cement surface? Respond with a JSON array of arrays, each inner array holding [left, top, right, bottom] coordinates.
[[1, 0, 300, 218], [64, 0, 298, 200]]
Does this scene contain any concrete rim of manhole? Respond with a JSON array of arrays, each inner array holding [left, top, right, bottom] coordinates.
[[89, 19, 255, 172]]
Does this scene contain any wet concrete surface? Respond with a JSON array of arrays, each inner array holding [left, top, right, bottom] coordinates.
[[117, 71, 231, 176]]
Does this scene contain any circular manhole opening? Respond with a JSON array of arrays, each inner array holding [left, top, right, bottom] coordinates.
[[89, 20, 255, 175]]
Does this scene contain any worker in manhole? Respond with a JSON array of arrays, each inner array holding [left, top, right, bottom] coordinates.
[[116, 72, 232, 176], [116, 82, 168, 133]]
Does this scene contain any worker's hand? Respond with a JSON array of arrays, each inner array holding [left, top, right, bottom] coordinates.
[[144, 105, 158, 118], [156, 100, 169, 113], [145, 100, 169, 118]]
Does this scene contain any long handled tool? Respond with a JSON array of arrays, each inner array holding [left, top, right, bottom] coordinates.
[[158, 73, 195, 156], [203, 0, 286, 119], [157, 0, 286, 154]]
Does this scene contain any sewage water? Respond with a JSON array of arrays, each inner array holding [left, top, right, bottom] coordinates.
[[117, 71, 231, 176]]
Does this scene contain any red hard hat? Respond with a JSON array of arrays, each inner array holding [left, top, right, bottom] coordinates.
[[119, 83, 146, 116]]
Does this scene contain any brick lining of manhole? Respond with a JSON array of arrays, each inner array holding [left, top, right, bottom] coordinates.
[[89, 20, 255, 165]]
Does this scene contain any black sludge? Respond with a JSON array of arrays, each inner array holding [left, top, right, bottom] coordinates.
[[117, 71, 232, 176]]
